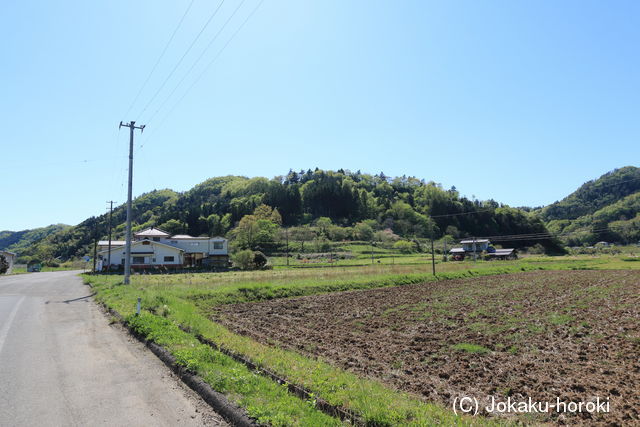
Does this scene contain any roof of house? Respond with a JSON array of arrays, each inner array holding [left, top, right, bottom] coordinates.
[[98, 240, 126, 246], [169, 235, 227, 240], [460, 239, 490, 244], [134, 227, 171, 237], [98, 240, 184, 255], [487, 248, 516, 256], [0, 250, 16, 256]]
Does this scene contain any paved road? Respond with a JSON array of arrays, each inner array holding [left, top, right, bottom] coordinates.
[[0, 271, 227, 426]]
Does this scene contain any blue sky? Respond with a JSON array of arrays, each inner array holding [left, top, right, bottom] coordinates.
[[2, 0, 639, 231]]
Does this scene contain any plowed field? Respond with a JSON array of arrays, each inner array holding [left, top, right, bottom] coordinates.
[[216, 270, 640, 424]]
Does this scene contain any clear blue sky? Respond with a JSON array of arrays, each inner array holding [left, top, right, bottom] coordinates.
[[2, 0, 639, 231]]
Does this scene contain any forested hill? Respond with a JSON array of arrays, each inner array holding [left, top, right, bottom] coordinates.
[[15, 169, 562, 263], [0, 224, 69, 254], [540, 166, 640, 221], [535, 166, 640, 246]]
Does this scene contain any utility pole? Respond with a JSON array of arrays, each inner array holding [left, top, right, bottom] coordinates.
[[444, 239, 448, 262], [119, 121, 145, 284], [431, 236, 436, 276], [472, 237, 477, 262], [93, 221, 98, 273], [106, 201, 115, 271], [371, 240, 374, 265], [285, 228, 289, 267]]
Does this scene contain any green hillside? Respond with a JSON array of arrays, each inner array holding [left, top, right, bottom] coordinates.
[[14, 169, 563, 263], [0, 224, 70, 254], [546, 192, 640, 246], [540, 166, 640, 221]]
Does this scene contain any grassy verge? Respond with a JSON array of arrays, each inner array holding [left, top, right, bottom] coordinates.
[[117, 308, 341, 425]]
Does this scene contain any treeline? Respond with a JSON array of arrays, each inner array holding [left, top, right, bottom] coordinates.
[[16, 169, 564, 263]]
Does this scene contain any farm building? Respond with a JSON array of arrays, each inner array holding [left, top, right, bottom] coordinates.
[[449, 239, 516, 261], [0, 250, 16, 274], [97, 227, 230, 270], [485, 248, 518, 260]]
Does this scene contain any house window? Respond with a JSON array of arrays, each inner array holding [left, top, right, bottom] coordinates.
[[153, 237, 160, 242], [152, 258, 156, 263], [213, 242, 223, 249], [132, 256, 145, 264], [164, 256, 175, 262], [121, 258, 125, 265]]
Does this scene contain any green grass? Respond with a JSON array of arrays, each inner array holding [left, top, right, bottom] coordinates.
[[126, 311, 340, 426], [451, 343, 492, 354]]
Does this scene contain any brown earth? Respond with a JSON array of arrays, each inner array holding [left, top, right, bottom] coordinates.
[[215, 270, 640, 425]]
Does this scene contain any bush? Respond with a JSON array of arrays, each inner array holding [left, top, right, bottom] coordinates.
[[233, 250, 269, 270], [253, 251, 268, 269], [527, 243, 546, 255], [0, 255, 8, 274], [233, 250, 254, 270], [393, 240, 416, 254]]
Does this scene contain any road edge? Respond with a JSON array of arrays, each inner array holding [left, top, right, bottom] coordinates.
[[86, 281, 257, 427]]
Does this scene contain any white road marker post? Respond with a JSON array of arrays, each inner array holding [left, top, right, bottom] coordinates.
[[136, 297, 141, 316]]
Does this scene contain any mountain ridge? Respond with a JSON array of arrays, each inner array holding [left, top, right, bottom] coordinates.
[[9, 166, 640, 263]]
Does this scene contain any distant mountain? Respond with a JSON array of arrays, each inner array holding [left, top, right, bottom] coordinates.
[[0, 224, 70, 254], [12, 170, 563, 262], [541, 167, 640, 245]]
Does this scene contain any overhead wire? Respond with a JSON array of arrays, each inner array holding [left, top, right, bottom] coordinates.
[[122, 0, 197, 121], [144, 0, 250, 127], [139, 0, 265, 149], [137, 0, 227, 120]]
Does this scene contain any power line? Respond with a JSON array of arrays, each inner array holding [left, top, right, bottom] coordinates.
[[137, 0, 227, 120], [145, 0, 249, 126], [139, 0, 264, 147], [122, 0, 197, 120]]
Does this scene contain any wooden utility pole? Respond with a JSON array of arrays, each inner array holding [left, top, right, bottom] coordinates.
[[106, 200, 115, 271], [119, 121, 145, 284]]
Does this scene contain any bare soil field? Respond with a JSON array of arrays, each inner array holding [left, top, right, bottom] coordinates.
[[215, 270, 640, 425]]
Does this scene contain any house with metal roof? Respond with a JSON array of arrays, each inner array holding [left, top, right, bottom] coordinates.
[[99, 240, 184, 270], [448, 239, 516, 261], [97, 227, 229, 270], [485, 248, 518, 260]]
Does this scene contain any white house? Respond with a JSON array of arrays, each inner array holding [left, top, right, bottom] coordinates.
[[0, 250, 16, 274], [99, 240, 184, 270], [97, 227, 229, 270]]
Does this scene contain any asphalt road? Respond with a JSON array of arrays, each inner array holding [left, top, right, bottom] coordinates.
[[0, 271, 227, 426]]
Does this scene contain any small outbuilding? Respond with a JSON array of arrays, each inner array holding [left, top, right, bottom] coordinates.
[[485, 248, 518, 260]]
